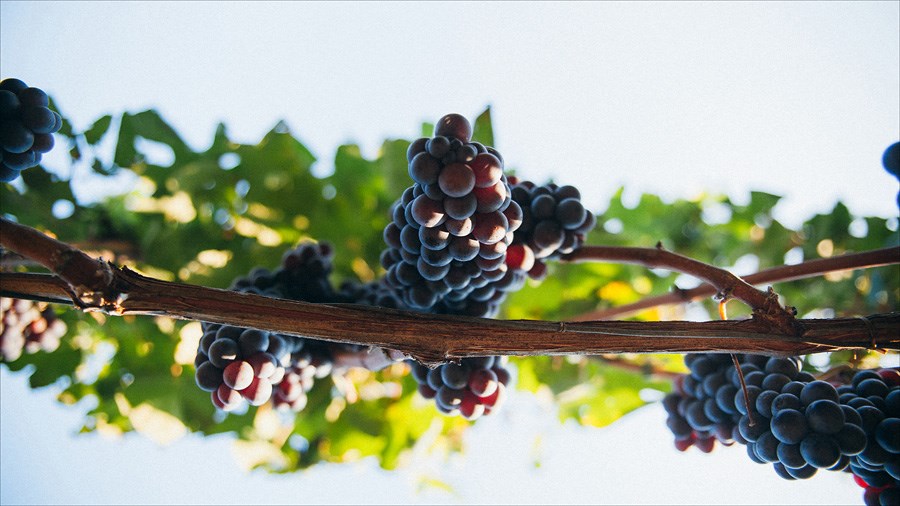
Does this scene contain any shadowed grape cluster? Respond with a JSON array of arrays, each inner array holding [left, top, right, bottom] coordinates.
[[195, 241, 381, 413], [407, 356, 511, 420], [0, 78, 62, 182], [663, 353, 899, 503], [504, 176, 596, 281], [0, 297, 66, 362]]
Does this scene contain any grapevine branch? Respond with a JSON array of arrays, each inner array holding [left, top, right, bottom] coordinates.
[[569, 246, 900, 321], [562, 245, 799, 332], [1, 217, 898, 365]]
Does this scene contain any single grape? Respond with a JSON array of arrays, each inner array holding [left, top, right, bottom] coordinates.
[[410, 195, 446, 228], [409, 152, 441, 185], [247, 352, 278, 379], [472, 211, 509, 245], [555, 198, 587, 229], [469, 153, 502, 188], [208, 338, 240, 368], [800, 380, 840, 405], [834, 423, 867, 455], [875, 417, 899, 453], [777, 442, 807, 469], [434, 114, 472, 143], [241, 377, 274, 406], [407, 137, 428, 162], [771, 409, 808, 444], [443, 193, 477, 220], [799, 433, 841, 468], [883, 141, 900, 177], [473, 182, 507, 213], [223, 360, 255, 390], [238, 329, 269, 357], [805, 399, 845, 435], [195, 361, 223, 392], [426, 136, 451, 158], [438, 163, 476, 198], [467, 368, 499, 397]]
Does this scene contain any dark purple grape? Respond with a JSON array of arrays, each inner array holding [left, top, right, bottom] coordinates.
[[0, 120, 33, 153], [771, 409, 808, 444], [756, 389, 779, 418], [18, 87, 48, 107], [771, 393, 803, 418], [852, 370, 883, 388], [195, 361, 223, 392], [20, 106, 56, 134], [834, 423, 867, 455], [400, 225, 422, 254], [410, 195, 446, 228], [238, 329, 269, 357], [800, 381, 840, 406], [440, 362, 471, 390], [805, 399, 845, 434], [785, 464, 817, 479], [426, 136, 451, 158], [434, 114, 472, 143], [438, 163, 475, 198], [407, 137, 428, 162], [419, 226, 450, 250], [875, 417, 899, 452], [444, 194, 477, 220], [208, 339, 240, 368], [755, 431, 780, 462], [555, 198, 587, 229], [765, 357, 799, 379], [777, 442, 807, 469], [473, 182, 507, 213], [761, 373, 792, 393], [738, 414, 768, 442], [409, 152, 441, 185], [857, 378, 890, 398], [530, 194, 556, 219], [799, 433, 841, 468]]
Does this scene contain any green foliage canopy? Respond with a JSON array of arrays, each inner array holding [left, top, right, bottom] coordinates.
[[1, 103, 897, 472]]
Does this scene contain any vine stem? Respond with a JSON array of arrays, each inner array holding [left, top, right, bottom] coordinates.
[[568, 246, 900, 321], [562, 245, 799, 332], [1, 217, 898, 365]]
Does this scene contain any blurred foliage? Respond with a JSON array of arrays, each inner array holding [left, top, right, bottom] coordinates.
[[1, 101, 897, 473]]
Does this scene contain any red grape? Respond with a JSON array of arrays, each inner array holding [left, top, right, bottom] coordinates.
[[470, 153, 502, 188], [434, 113, 472, 142], [223, 360, 255, 390], [438, 163, 475, 198], [472, 211, 509, 245], [241, 377, 274, 406], [505, 243, 535, 272]]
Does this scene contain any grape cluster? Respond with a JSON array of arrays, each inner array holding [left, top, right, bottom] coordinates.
[[843, 369, 900, 505], [195, 241, 369, 412], [0, 78, 62, 183], [505, 177, 596, 280], [381, 114, 524, 317], [663, 353, 900, 501], [195, 322, 301, 411], [0, 298, 66, 361], [407, 357, 511, 420]]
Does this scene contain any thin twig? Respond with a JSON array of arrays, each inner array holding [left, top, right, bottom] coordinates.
[[567, 246, 900, 321], [561, 245, 799, 333]]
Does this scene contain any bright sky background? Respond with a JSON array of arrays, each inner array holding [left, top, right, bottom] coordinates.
[[1, 1, 898, 505]]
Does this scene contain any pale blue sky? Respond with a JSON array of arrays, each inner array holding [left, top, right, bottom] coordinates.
[[1, 2, 897, 504]]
